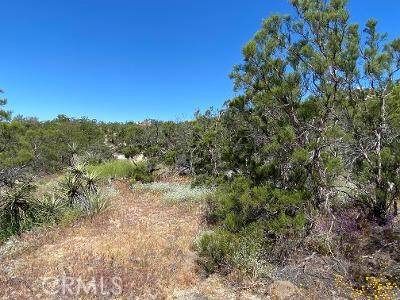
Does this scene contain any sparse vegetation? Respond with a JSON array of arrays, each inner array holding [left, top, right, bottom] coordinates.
[[1, 0, 400, 298], [132, 181, 213, 203], [0, 156, 110, 241]]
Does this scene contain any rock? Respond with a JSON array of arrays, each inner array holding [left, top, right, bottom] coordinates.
[[268, 281, 303, 300], [225, 170, 235, 179], [132, 153, 146, 163], [113, 153, 127, 160]]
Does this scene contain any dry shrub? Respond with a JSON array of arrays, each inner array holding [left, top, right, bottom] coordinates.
[[301, 207, 400, 298]]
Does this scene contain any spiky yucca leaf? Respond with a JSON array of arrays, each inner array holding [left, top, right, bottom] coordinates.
[[0, 182, 36, 235], [35, 193, 68, 224], [69, 158, 87, 180], [68, 142, 79, 156], [83, 171, 99, 193], [80, 191, 109, 216], [60, 174, 83, 206]]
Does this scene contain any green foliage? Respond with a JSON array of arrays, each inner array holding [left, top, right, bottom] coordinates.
[[0, 155, 110, 241], [130, 162, 155, 184], [0, 182, 36, 238], [0, 1, 400, 285], [79, 190, 110, 216], [88, 159, 154, 183], [61, 156, 111, 215], [0, 109, 111, 173], [200, 177, 309, 271], [0, 179, 82, 241], [198, 222, 268, 276], [0, 90, 11, 122], [163, 149, 177, 166], [208, 178, 308, 233], [120, 145, 141, 158], [197, 229, 237, 273], [198, 0, 400, 272], [33, 193, 69, 225], [88, 160, 139, 180]]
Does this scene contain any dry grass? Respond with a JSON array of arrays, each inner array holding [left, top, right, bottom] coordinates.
[[0, 179, 264, 299], [4, 178, 398, 299], [0, 180, 202, 298]]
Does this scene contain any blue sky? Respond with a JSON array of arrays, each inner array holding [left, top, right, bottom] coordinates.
[[1, 0, 399, 122]]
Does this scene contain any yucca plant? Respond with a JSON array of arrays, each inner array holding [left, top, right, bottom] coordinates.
[[81, 190, 109, 216], [69, 157, 87, 180], [68, 142, 79, 156], [60, 151, 108, 218], [0, 182, 36, 236], [83, 171, 99, 193], [35, 193, 67, 224], [61, 174, 83, 206]]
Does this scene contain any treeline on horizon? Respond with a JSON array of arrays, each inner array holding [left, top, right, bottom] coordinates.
[[1, 0, 400, 294], [0, 108, 221, 175]]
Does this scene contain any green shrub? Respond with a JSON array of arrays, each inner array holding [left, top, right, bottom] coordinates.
[[62, 157, 110, 215], [208, 177, 309, 235], [199, 177, 309, 273], [163, 150, 177, 166], [57, 207, 82, 227], [60, 174, 83, 206], [191, 174, 216, 187], [198, 222, 271, 277], [197, 229, 236, 273], [121, 146, 141, 158], [229, 223, 273, 278], [0, 178, 79, 240], [129, 162, 154, 184]]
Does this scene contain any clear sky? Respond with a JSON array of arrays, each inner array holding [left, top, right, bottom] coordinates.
[[1, 0, 399, 122]]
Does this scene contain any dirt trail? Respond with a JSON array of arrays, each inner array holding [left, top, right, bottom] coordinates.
[[0, 181, 262, 299]]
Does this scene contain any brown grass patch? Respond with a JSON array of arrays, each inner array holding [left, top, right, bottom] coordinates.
[[0, 180, 204, 298]]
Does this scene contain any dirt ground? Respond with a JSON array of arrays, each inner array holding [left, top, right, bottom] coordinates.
[[0, 181, 265, 300]]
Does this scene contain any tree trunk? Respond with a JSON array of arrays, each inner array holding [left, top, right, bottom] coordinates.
[[373, 93, 388, 224]]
